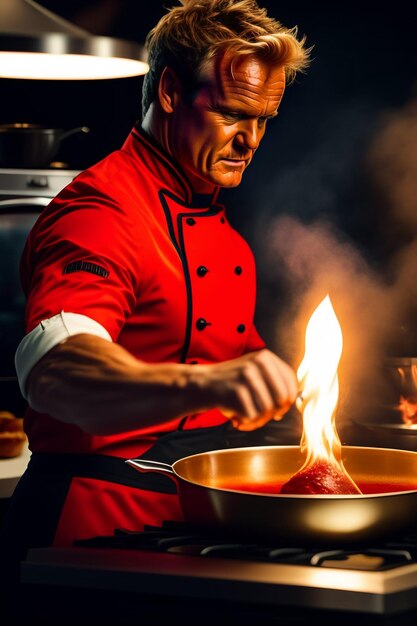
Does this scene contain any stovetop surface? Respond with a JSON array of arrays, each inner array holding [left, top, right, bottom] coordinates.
[[74, 520, 417, 573], [22, 519, 417, 622]]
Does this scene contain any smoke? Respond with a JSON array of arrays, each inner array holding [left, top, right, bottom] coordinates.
[[263, 215, 397, 421], [365, 96, 417, 239], [363, 94, 417, 334], [253, 91, 417, 423]]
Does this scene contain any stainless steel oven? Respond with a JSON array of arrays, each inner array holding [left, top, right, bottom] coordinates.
[[0, 167, 80, 415]]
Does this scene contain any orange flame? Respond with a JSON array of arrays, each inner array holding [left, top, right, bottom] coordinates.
[[290, 294, 360, 493]]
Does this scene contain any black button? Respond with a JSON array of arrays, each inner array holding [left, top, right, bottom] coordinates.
[[220, 217, 225, 224], [197, 266, 209, 277], [186, 218, 196, 226], [234, 266, 243, 275], [237, 324, 246, 333], [189, 360, 199, 364], [196, 318, 210, 331]]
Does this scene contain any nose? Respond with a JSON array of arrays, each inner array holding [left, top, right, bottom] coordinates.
[[235, 118, 264, 151]]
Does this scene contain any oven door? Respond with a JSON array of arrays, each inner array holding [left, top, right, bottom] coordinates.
[[0, 198, 49, 416]]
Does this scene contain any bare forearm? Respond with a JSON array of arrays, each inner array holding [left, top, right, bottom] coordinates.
[[27, 334, 208, 435], [27, 333, 298, 435]]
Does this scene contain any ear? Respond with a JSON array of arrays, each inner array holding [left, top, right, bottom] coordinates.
[[158, 66, 182, 114]]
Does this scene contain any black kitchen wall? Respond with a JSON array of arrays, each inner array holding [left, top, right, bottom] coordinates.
[[1, 2, 415, 181], [1, 1, 417, 411]]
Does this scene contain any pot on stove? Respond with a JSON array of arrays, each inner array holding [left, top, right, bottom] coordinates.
[[0, 123, 90, 168], [350, 357, 417, 449], [384, 357, 417, 406]]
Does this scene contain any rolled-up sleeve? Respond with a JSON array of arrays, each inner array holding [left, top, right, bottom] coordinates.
[[15, 311, 112, 399]]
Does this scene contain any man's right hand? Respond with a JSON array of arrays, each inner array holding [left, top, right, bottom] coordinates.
[[195, 349, 298, 431]]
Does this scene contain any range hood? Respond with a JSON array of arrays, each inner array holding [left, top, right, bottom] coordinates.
[[0, 0, 149, 80]]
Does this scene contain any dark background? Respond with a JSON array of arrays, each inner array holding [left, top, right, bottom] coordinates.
[[1, 1, 417, 420]]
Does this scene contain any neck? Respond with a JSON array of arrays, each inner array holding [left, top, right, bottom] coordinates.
[[141, 105, 216, 195]]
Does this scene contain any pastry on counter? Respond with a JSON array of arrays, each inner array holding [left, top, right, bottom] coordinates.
[[0, 411, 27, 458]]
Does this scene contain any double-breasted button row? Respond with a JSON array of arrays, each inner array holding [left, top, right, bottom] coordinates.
[[196, 265, 243, 277], [194, 263, 245, 332], [195, 318, 246, 333], [186, 216, 225, 225]]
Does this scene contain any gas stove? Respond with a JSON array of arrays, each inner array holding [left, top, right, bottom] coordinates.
[[21, 519, 417, 623]]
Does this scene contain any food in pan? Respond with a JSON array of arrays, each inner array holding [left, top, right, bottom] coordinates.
[[280, 458, 361, 494]]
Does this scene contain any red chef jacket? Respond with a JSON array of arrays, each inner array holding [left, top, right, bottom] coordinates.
[[14, 123, 266, 546]]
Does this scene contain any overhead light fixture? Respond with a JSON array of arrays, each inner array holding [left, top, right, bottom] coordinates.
[[0, 0, 149, 80]]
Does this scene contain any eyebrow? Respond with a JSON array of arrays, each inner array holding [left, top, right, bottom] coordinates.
[[213, 104, 279, 119]]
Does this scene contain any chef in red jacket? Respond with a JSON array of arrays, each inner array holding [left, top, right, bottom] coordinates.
[[2, 0, 310, 564]]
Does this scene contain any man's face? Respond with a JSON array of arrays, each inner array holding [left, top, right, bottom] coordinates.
[[168, 54, 286, 192]]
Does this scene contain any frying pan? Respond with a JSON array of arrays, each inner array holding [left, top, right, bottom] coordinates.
[[127, 445, 417, 545]]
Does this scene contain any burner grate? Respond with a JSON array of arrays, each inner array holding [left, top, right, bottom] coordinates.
[[73, 520, 417, 571]]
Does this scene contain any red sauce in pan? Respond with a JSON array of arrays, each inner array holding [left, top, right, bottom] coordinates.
[[216, 480, 417, 495]]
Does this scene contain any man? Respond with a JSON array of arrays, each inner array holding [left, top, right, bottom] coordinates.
[[3, 0, 310, 560]]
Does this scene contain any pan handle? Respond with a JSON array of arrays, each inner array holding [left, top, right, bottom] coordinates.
[[59, 126, 90, 142], [125, 458, 179, 488]]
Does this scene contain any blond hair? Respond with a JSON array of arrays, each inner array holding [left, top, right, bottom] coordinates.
[[142, 0, 311, 116]]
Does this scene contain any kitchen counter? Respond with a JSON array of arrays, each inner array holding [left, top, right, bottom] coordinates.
[[0, 442, 30, 498]]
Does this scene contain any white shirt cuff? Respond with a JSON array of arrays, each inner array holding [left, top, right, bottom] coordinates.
[[15, 312, 112, 400]]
